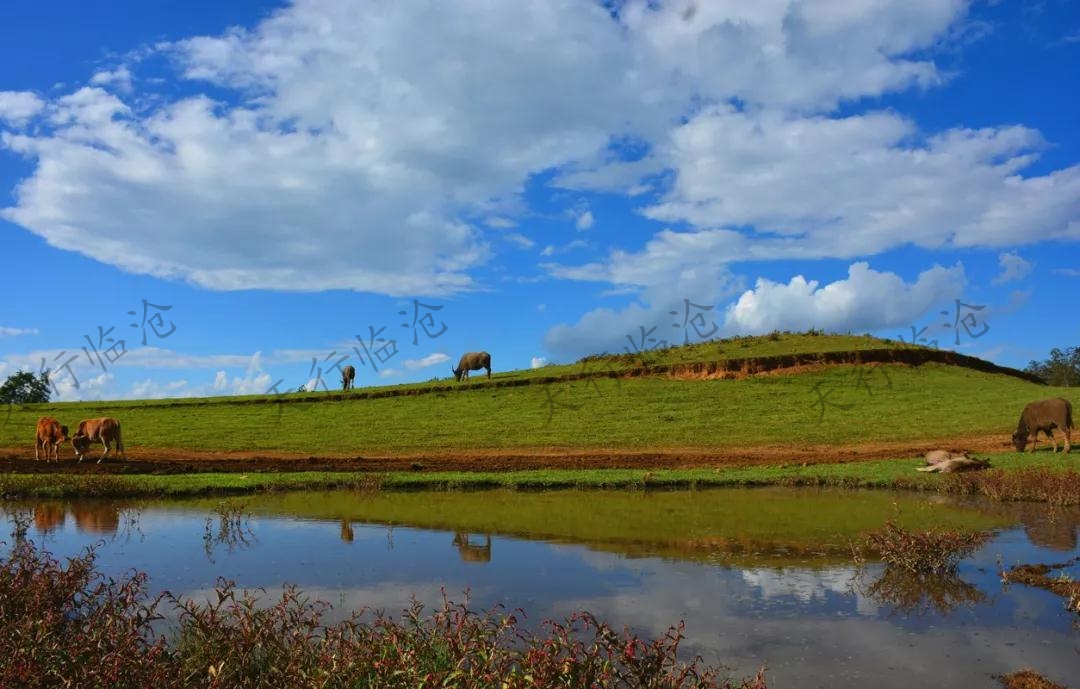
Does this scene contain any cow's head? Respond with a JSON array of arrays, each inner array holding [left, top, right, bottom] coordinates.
[[58, 425, 69, 443], [452, 366, 463, 382], [1011, 430, 1028, 452], [71, 433, 91, 458]]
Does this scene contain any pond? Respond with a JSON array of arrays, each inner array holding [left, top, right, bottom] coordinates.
[[4, 486, 1079, 688]]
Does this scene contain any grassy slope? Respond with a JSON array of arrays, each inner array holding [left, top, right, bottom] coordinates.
[[1, 333, 1073, 457]]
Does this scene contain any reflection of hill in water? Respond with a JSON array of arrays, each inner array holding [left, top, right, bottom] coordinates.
[[193, 487, 1066, 569]]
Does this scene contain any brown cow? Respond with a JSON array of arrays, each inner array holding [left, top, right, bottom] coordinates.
[[452, 351, 492, 382], [35, 416, 69, 462], [1012, 397, 1073, 454], [72, 417, 125, 463], [341, 364, 356, 391]]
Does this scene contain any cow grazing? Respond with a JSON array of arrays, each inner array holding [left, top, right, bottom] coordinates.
[[916, 457, 991, 473], [35, 416, 69, 462], [341, 364, 356, 391], [452, 351, 492, 382], [71, 417, 125, 464], [1012, 397, 1073, 454]]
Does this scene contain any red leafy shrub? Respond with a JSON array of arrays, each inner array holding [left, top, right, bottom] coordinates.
[[862, 520, 989, 575], [1, 522, 765, 689]]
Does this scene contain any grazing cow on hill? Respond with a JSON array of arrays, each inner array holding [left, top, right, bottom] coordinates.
[[341, 365, 356, 391], [71, 417, 125, 464], [1012, 397, 1073, 454], [452, 351, 492, 382], [35, 416, 69, 462]]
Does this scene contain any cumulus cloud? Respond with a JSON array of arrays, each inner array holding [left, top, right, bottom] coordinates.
[[992, 252, 1033, 285], [531, 356, 547, 369], [0, 0, 1012, 298], [0, 91, 44, 124], [724, 262, 967, 334], [634, 107, 1078, 257], [545, 261, 965, 360]]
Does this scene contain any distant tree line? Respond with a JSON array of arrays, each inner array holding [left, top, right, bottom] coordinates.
[[0, 370, 52, 405], [1025, 346, 1080, 387]]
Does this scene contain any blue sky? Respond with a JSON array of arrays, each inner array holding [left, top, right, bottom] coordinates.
[[1, 0, 1077, 401]]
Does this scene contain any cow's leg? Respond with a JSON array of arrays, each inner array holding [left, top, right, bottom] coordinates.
[[34, 439, 40, 461], [486, 366, 491, 379], [1065, 426, 1072, 454], [98, 440, 109, 464]]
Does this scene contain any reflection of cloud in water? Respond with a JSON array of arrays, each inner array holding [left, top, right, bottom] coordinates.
[[742, 567, 880, 617], [551, 561, 1077, 689]]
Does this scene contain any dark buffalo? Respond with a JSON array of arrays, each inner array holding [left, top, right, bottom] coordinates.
[[1012, 397, 1073, 454], [341, 364, 356, 391], [452, 351, 492, 382]]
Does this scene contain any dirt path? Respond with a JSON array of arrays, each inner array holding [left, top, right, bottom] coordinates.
[[0, 434, 1012, 475]]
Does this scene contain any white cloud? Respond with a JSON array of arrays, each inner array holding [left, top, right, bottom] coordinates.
[[89, 66, 134, 92], [0, 91, 44, 124], [0, 0, 1013, 298], [0, 326, 39, 338], [530, 356, 547, 369], [503, 233, 535, 249], [403, 352, 450, 370], [992, 252, 1033, 285], [544, 261, 964, 360], [540, 239, 589, 257], [537, 304, 546, 312], [724, 262, 967, 335], [1055, 268, 1080, 277], [639, 107, 1080, 256], [484, 217, 516, 229], [575, 210, 594, 231], [210, 352, 272, 395]]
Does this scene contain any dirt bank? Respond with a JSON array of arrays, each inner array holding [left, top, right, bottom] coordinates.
[[0, 433, 1012, 475]]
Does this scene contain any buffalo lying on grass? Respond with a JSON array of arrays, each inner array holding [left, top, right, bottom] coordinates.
[[453, 351, 492, 382], [923, 450, 972, 465], [1012, 397, 1073, 454], [916, 456, 991, 473]]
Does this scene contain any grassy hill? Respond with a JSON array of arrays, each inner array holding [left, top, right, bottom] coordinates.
[[1, 332, 1074, 458]]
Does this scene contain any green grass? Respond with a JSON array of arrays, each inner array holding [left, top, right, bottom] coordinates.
[[1, 451, 1075, 499], [3, 360, 1074, 456]]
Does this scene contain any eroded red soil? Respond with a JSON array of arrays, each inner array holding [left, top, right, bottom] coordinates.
[[0, 433, 1013, 475]]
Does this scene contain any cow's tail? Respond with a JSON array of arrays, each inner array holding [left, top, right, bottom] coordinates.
[[116, 421, 126, 457], [1068, 400, 1075, 431]]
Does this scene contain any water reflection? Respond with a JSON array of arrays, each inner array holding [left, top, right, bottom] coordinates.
[[453, 532, 492, 563], [858, 567, 988, 617], [3, 488, 1079, 689], [33, 503, 66, 533], [72, 503, 121, 534]]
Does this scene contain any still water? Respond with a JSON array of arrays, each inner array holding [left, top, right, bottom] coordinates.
[[4, 487, 1078, 688]]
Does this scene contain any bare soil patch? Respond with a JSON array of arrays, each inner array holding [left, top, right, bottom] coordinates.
[[0, 433, 1012, 475]]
